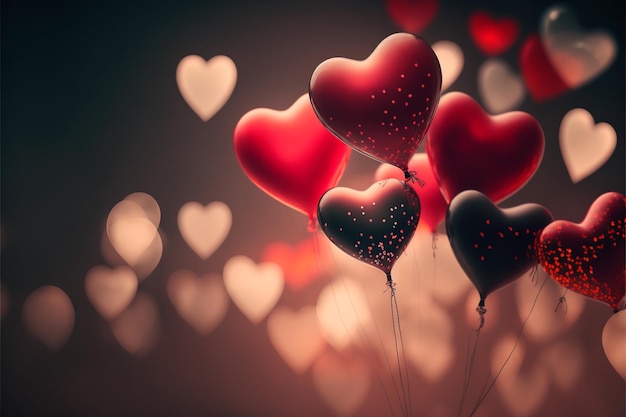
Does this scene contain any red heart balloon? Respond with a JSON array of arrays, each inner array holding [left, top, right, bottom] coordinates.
[[318, 179, 420, 277], [386, 0, 439, 34], [468, 11, 520, 55], [426, 92, 544, 203], [263, 237, 325, 290], [537, 192, 625, 311], [310, 32, 442, 175], [375, 153, 447, 233], [447, 190, 554, 305], [234, 94, 351, 230], [519, 34, 569, 102]]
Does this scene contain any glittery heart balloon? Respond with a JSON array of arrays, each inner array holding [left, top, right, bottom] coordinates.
[[446, 190, 554, 305], [317, 179, 420, 277], [427, 92, 544, 203], [234, 94, 351, 230], [519, 34, 569, 102], [375, 153, 447, 233], [537, 192, 625, 311], [468, 11, 520, 56], [310, 32, 442, 175]]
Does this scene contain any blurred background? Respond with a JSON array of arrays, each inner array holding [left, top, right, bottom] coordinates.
[[1, 0, 624, 416]]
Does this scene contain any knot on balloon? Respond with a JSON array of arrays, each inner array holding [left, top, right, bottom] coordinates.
[[403, 170, 425, 187], [385, 273, 397, 296], [476, 302, 487, 331]]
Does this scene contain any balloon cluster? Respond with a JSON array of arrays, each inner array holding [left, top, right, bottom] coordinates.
[[234, 32, 625, 311]]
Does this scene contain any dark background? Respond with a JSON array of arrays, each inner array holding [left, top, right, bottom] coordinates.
[[1, 0, 624, 416]]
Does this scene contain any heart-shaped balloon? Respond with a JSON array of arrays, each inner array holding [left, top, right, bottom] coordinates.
[[310, 32, 442, 175], [540, 5, 617, 89], [537, 192, 625, 311], [385, 0, 439, 34], [519, 34, 569, 102], [233, 94, 351, 230], [317, 179, 420, 277], [469, 11, 520, 56], [427, 92, 544, 203], [375, 153, 446, 233], [446, 190, 554, 305]]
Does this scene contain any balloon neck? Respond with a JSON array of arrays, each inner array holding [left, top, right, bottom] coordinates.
[[476, 299, 487, 331]]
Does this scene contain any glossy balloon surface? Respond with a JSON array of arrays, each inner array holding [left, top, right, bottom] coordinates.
[[318, 179, 421, 275], [447, 190, 554, 303], [538, 192, 625, 311], [310, 32, 441, 173]]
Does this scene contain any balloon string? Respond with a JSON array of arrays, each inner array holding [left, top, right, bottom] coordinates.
[[467, 272, 550, 417], [456, 313, 483, 417], [313, 229, 399, 417], [388, 274, 413, 417]]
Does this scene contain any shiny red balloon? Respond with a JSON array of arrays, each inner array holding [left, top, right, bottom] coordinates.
[[386, 0, 439, 34], [519, 34, 569, 101], [375, 153, 447, 233], [318, 179, 421, 276], [447, 190, 554, 306], [426, 92, 544, 203], [234, 94, 351, 230], [310, 32, 442, 175], [468, 11, 519, 56], [537, 192, 625, 311]]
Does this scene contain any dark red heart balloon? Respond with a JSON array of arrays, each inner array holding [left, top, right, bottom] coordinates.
[[446, 190, 554, 305], [426, 92, 544, 203], [375, 153, 447, 233], [468, 11, 519, 55], [317, 179, 421, 276], [386, 0, 439, 34], [310, 32, 442, 175], [519, 34, 569, 102], [537, 192, 625, 311], [234, 94, 351, 230]]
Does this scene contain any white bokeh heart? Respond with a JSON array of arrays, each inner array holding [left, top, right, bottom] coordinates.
[[559, 108, 617, 183], [177, 201, 232, 259], [85, 265, 138, 321], [111, 292, 160, 357], [602, 309, 626, 379], [312, 350, 370, 417], [432, 40, 464, 92], [176, 55, 237, 121], [21, 285, 75, 351], [223, 255, 284, 324], [267, 305, 326, 373], [478, 58, 525, 114], [106, 199, 160, 267], [316, 277, 373, 351], [540, 5, 616, 89], [167, 270, 229, 335], [491, 335, 550, 417]]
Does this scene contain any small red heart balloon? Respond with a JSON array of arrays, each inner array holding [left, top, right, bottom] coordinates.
[[519, 34, 570, 102], [263, 237, 325, 290], [426, 92, 544, 203], [310, 32, 442, 175], [468, 11, 520, 56], [234, 94, 351, 230], [537, 192, 625, 311], [318, 179, 421, 276], [386, 0, 439, 34], [447, 190, 554, 305], [375, 153, 447, 233]]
